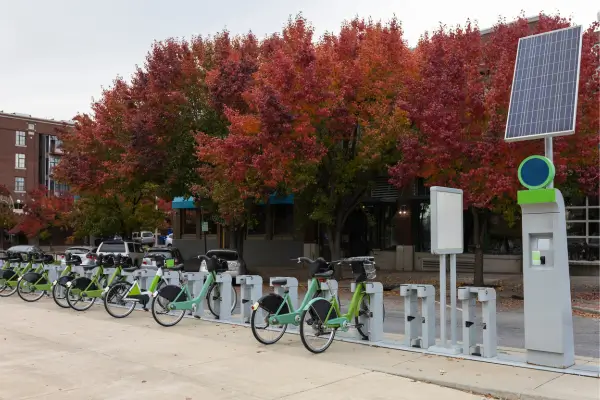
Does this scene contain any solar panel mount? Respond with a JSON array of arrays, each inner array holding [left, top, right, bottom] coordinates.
[[504, 25, 583, 142]]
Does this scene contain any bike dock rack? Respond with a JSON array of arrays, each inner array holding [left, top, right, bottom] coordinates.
[[351, 281, 384, 342], [133, 267, 157, 290], [182, 272, 206, 318], [399, 284, 436, 349], [458, 287, 497, 358], [270, 277, 298, 311], [237, 275, 263, 323], [208, 273, 233, 321], [162, 270, 180, 286]]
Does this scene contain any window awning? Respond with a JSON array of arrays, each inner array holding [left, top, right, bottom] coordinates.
[[259, 193, 294, 205], [172, 197, 195, 209]]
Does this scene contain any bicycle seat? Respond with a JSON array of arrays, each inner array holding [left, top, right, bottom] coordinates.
[[271, 278, 287, 286], [122, 266, 138, 273], [313, 270, 334, 278]]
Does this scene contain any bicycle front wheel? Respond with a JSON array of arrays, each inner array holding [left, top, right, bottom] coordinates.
[[104, 282, 137, 318], [299, 299, 337, 354], [250, 307, 287, 345], [17, 279, 45, 302], [0, 279, 18, 297], [52, 283, 70, 308], [355, 294, 386, 340], [66, 286, 96, 311], [206, 283, 238, 318], [151, 291, 186, 327]]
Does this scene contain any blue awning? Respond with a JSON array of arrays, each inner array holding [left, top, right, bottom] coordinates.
[[172, 197, 195, 209], [259, 193, 294, 205]]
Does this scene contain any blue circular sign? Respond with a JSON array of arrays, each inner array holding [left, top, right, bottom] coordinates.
[[518, 156, 555, 190]]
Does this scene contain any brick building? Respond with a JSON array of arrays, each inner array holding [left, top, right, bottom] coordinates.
[[0, 111, 72, 212]]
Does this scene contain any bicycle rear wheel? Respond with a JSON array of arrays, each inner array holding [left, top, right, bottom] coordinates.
[[66, 286, 96, 311], [250, 307, 288, 345], [52, 283, 70, 308], [0, 279, 18, 297], [17, 279, 45, 302], [151, 291, 186, 327], [299, 299, 337, 354], [206, 283, 237, 318], [104, 282, 137, 318]]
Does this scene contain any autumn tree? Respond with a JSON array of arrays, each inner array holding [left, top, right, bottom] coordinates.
[[11, 187, 72, 248], [201, 16, 416, 271], [389, 14, 599, 285], [0, 185, 18, 249]]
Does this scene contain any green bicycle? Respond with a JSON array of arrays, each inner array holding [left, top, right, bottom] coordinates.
[[51, 255, 84, 308], [151, 254, 230, 327], [16, 253, 57, 302], [0, 252, 37, 297], [250, 256, 340, 345], [298, 256, 384, 353], [66, 254, 131, 311], [103, 254, 171, 318]]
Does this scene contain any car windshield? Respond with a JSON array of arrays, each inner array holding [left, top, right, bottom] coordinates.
[[142, 232, 153, 237], [145, 251, 173, 259], [99, 243, 126, 253]]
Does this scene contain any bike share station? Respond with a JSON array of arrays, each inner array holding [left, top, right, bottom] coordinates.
[[11, 25, 597, 377]]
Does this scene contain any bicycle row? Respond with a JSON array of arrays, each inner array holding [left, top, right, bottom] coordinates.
[[0, 250, 383, 354]]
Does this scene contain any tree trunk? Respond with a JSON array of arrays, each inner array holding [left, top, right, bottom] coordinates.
[[471, 208, 487, 286], [230, 226, 245, 260], [326, 226, 343, 280]]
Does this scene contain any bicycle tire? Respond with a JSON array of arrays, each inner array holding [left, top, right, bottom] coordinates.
[[298, 302, 337, 354], [354, 294, 386, 340], [66, 285, 96, 311], [16, 279, 45, 302], [104, 281, 137, 318], [151, 290, 185, 327], [52, 282, 70, 308], [206, 283, 238, 318], [0, 280, 18, 297], [250, 307, 288, 345]]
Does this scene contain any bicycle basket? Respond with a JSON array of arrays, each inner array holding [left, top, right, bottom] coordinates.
[[308, 258, 331, 277], [347, 257, 376, 282], [206, 257, 228, 273]]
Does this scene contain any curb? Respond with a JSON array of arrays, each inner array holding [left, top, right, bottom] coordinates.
[[374, 368, 576, 400], [573, 306, 600, 315]]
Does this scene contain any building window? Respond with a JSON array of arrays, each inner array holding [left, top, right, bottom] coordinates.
[[182, 209, 197, 235], [15, 177, 25, 192], [15, 154, 25, 169], [49, 156, 59, 174], [566, 196, 599, 261], [15, 131, 26, 147], [273, 204, 294, 236], [247, 207, 266, 235]]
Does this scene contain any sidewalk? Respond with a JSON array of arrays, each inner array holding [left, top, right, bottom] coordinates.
[[0, 296, 598, 400]]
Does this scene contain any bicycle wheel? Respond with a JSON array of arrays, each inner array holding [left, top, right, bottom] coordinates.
[[17, 279, 45, 302], [151, 290, 186, 327], [355, 294, 386, 340], [299, 299, 337, 354], [104, 282, 137, 318], [52, 283, 70, 308], [250, 307, 288, 345], [66, 286, 96, 311], [206, 283, 238, 318], [0, 280, 18, 297]]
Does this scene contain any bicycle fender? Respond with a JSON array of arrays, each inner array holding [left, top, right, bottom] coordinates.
[[0, 269, 16, 280], [69, 277, 97, 291], [157, 284, 187, 302], [21, 271, 47, 285], [252, 293, 289, 314], [302, 297, 338, 320], [57, 274, 75, 286]]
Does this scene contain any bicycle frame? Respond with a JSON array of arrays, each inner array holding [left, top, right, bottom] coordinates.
[[19, 262, 53, 292], [302, 281, 366, 328], [124, 266, 165, 299], [166, 270, 216, 311], [69, 265, 122, 298], [3, 259, 34, 288], [262, 278, 332, 325]]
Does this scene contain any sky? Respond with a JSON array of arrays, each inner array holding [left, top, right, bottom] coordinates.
[[0, 0, 597, 122]]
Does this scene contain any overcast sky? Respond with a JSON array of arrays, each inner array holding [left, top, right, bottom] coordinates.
[[0, 0, 597, 121]]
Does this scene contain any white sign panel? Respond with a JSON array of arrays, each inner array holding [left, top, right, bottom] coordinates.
[[430, 186, 464, 255]]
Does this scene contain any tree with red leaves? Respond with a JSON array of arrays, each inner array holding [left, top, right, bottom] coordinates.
[[389, 14, 599, 285], [0, 185, 18, 249], [199, 16, 416, 270], [11, 187, 73, 247]]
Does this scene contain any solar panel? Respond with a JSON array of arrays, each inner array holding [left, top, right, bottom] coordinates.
[[504, 26, 583, 142]]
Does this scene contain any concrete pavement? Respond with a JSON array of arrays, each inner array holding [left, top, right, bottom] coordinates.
[[0, 296, 598, 400]]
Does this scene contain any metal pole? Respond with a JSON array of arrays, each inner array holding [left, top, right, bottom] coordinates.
[[545, 137, 553, 188], [201, 204, 207, 253], [439, 254, 447, 347], [154, 196, 159, 247], [450, 253, 457, 347]]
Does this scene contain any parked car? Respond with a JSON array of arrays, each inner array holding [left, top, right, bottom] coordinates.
[[199, 249, 247, 279], [96, 240, 144, 266], [142, 247, 184, 267], [4, 245, 44, 263], [132, 231, 155, 245], [165, 233, 173, 247], [57, 246, 97, 266]]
